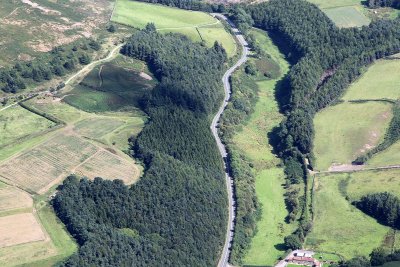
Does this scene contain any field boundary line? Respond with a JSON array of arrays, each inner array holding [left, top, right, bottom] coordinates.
[[156, 20, 220, 31]]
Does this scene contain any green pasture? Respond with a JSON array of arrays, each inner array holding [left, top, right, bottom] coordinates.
[[243, 168, 296, 265], [306, 174, 391, 259], [345, 169, 400, 201], [323, 6, 370, 28], [111, 0, 236, 57], [236, 29, 296, 265], [63, 62, 154, 113], [112, 0, 215, 29], [307, 0, 362, 8], [0, 105, 56, 149], [313, 101, 393, 171], [343, 59, 400, 101], [27, 98, 86, 124]]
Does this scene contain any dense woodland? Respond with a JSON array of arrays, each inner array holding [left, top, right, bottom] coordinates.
[[53, 25, 230, 266], [134, 0, 225, 12], [0, 39, 99, 93], [356, 192, 400, 229], [368, 0, 400, 8]]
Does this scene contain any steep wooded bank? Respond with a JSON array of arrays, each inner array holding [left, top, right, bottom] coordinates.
[[53, 25, 229, 266]]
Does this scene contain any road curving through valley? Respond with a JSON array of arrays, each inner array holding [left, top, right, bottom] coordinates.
[[211, 13, 250, 267]]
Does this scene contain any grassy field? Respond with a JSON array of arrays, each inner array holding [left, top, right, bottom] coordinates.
[[323, 6, 370, 28], [0, 133, 99, 194], [313, 101, 393, 171], [345, 169, 400, 201], [342, 59, 400, 101], [111, 0, 236, 57], [306, 0, 370, 28], [306, 174, 391, 259], [76, 150, 139, 184], [233, 29, 296, 266], [63, 62, 155, 113], [307, 0, 362, 8], [0, 186, 32, 215], [0, 105, 56, 149]]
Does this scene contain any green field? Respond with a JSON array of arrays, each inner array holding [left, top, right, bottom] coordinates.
[[343, 59, 400, 101], [313, 101, 393, 170], [306, 0, 370, 28], [0, 105, 56, 149], [345, 169, 400, 201], [63, 61, 155, 113], [235, 29, 296, 266], [306, 174, 391, 259], [307, 0, 362, 8], [111, 0, 236, 57], [323, 6, 370, 28]]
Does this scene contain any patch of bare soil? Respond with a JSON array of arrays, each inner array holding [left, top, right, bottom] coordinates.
[[140, 72, 153, 80], [21, 0, 61, 15], [328, 164, 365, 172]]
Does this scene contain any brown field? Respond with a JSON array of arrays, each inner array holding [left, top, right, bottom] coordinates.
[[0, 186, 32, 213], [0, 213, 46, 248], [0, 133, 99, 194], [76, 150, 139, 184], [0, 131, 140, 194]]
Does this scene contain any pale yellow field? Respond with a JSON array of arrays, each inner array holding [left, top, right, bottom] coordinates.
[[0, 213, 46, 248], [0, 133, 99, 194], [76, 150, 139, 184], [0, 187, 32, 212]]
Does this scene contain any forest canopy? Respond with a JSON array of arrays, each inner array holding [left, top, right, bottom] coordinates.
[[53, 26, 229, 266]]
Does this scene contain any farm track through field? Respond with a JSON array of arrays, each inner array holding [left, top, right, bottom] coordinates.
[[313, 164, 400, 175], [212, 13, 249, 267]]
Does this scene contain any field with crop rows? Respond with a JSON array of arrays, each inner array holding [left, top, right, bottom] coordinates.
[[0, 133, 99, 194], [76, 150, 139, 184]]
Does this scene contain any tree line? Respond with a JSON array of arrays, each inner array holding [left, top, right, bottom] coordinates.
[[0, 39, 99, 93], [368, 0, 400, 8], [53, 25, 230, 266], [356, 192, 400, 229]]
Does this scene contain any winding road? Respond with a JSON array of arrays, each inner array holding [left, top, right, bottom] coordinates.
[[211, 14, 249, 267]]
